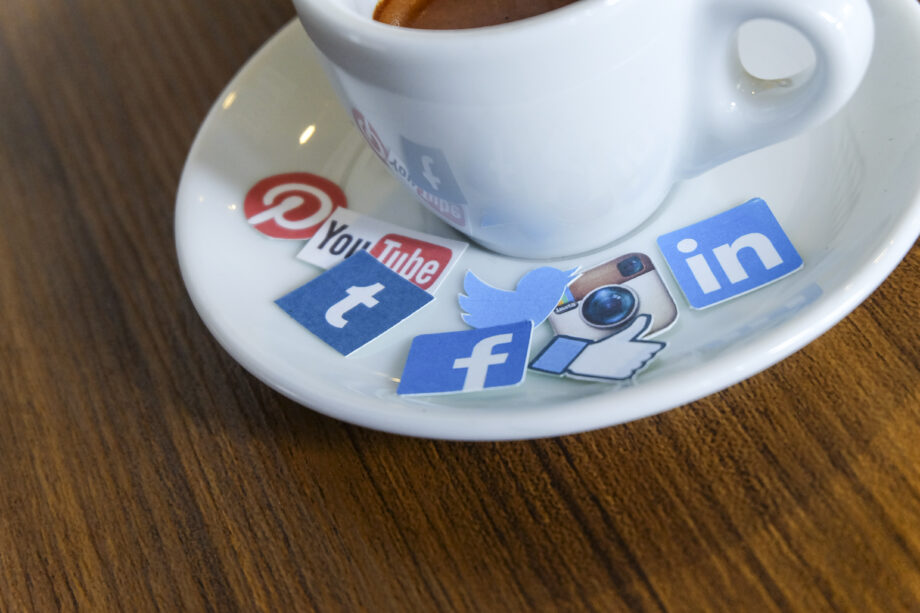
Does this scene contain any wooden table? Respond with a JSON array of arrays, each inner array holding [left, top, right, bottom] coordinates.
[[2, 1, 918, 610]]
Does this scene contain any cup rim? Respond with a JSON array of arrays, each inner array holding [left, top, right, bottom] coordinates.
[[295, 0, 613, 47]]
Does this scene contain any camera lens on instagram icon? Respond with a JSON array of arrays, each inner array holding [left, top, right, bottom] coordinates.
[[548, 253, 677, 341]]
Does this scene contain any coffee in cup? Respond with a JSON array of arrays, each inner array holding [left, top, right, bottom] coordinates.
[[373, 0, 579, 29]]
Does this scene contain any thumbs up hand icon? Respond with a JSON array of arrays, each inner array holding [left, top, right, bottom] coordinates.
[[565, 315, 665, 381]]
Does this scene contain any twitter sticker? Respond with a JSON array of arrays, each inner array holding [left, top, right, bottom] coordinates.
[[458, 267, 580, 328]]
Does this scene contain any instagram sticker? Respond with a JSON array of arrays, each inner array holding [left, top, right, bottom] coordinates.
[[532, 253, 677, 381], [549, 253, 677, 340]]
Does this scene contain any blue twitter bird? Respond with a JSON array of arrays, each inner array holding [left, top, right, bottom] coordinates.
[[459, 266, 580, 329]]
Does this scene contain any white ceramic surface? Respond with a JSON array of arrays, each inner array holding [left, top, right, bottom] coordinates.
[[292, 0, 874, 257], [175, 0, 920, 440]]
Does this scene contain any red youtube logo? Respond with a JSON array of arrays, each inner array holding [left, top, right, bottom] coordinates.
[[369, 234, 452, 291], [243, 172, 346, 240]]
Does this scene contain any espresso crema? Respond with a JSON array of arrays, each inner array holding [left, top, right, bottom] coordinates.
[[373, 0, 580, 30]]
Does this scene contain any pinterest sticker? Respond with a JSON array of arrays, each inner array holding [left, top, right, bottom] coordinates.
[[243, 172, 347, 240]]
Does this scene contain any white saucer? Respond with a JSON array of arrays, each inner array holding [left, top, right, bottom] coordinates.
[[176, 2, 920, 440]]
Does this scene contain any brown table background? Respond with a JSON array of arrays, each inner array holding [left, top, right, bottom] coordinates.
[[2, 0, 919, 610]]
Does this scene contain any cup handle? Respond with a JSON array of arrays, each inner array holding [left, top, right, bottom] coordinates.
[[680, 0, 874, 177]]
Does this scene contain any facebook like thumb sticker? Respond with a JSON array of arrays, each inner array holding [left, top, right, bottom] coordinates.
[[530, 315, 665, 382], [398, 321, 533, 396], [564, 315, 665, 381]]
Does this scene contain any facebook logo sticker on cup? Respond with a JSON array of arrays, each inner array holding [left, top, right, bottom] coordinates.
[[398, 321, 533, 396], [400, 137, 467, 207]]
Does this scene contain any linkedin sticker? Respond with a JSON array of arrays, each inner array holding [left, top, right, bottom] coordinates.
[[657, 198, 803, 309]]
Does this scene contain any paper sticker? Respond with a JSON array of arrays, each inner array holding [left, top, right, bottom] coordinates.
[[548, 252, 677, 341], [398, 321, 533, 395], [657, 198, 803, 309], [275, 251, 432, 356], [531, 315, 666, 381], [244, 172, 346, 240], [528, 336, 590, 375], [297, 208, 467, 293], [459, 267, 580, 329], [532, 252, 675, 382]]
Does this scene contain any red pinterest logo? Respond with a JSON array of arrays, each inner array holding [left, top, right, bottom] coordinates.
[[243, 172, 346, 240]]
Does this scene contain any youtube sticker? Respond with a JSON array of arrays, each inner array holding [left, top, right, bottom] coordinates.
[[296, 208, 467, 293], [244, 172, 346, 240]]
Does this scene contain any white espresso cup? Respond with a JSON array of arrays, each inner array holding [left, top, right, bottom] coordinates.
[[292, 0, 874, 258]]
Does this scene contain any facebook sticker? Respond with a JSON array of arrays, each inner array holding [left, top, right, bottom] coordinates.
[[400, 137, 467, 206], [657, 198, 803, 309], [275, 250, 433, 356], [398, 321, 533, 396]]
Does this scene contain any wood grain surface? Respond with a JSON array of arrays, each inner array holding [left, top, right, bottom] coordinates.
[[1, 0, 919, 610]]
